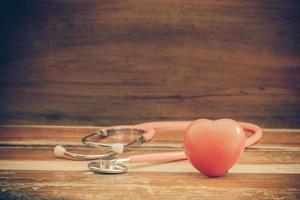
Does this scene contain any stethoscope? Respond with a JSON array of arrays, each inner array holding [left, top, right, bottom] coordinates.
[[54, 119, 263, 177]]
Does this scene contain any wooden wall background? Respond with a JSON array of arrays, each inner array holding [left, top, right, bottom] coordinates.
[[0, 0, 299, 128]]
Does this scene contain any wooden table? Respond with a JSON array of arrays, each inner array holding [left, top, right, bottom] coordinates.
[[0, 125, 299, 199]]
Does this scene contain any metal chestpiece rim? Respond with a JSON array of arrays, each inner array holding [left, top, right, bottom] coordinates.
[[88, 159, 128, 174]]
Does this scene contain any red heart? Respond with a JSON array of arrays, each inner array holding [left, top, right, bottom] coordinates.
[[184, 119, 246, 177]]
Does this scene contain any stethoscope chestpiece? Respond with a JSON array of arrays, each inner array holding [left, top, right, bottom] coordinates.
[[88, 158, 128, 174]]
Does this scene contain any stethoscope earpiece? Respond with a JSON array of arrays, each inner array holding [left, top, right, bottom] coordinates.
[[54, 145, 67, 158]]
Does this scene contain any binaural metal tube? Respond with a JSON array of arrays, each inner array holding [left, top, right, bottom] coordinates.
[[54, 145, 116, 160]]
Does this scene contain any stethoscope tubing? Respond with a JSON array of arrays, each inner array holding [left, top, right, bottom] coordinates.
[[101, 121, 262, 162], [55, 121, 262, 161], [121, 120, 262, 148]]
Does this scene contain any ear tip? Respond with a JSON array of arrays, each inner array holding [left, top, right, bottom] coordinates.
[[111, 143, 124, 154], [54, 145, 66, 157]]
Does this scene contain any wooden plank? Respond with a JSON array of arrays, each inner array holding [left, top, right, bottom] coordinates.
[[0, 171, 299, 200], [0, 126, 299, 146], [0, 160, 300, 174], [0, 0, 300, 127], [1, 147, 300, 164]]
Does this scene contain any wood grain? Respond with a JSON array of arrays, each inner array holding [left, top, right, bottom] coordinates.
[[0, 0, 299, 127]]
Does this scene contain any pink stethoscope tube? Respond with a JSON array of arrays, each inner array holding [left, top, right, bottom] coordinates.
[[111, 121, 262, 163], [129, 151, 186, 163]]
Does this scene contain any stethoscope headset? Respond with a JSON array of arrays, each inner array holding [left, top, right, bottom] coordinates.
[[54, 118, 262, 177]]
